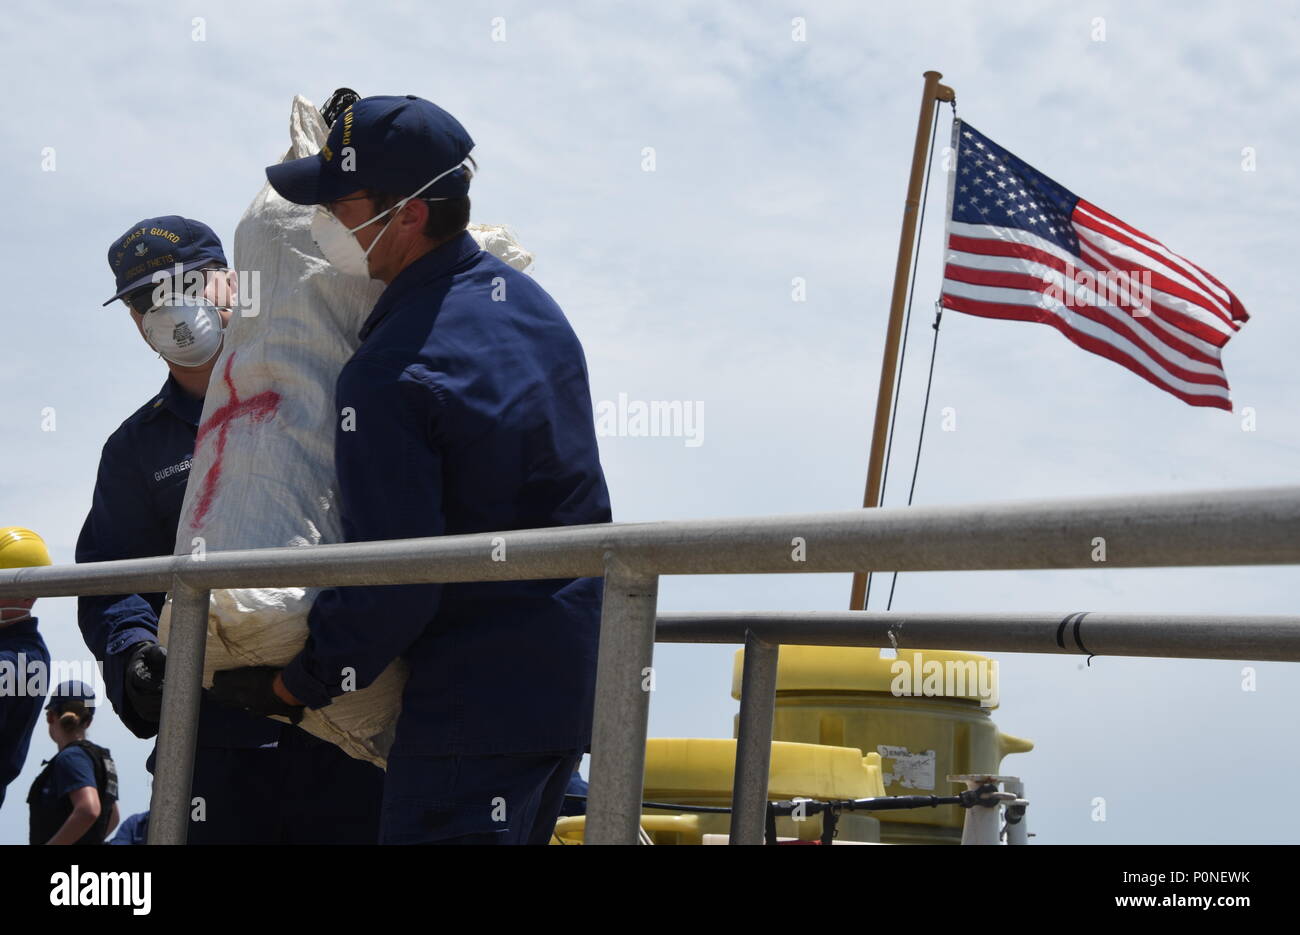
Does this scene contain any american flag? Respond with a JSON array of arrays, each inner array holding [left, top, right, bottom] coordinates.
[[940, 120, 1248, 411]]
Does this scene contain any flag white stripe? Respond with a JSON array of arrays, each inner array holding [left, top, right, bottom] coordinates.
[[948, 219, 1235, 339], [1074, 203, 1233, 308], [954, 245, 1226, 359], [1073, 222, 1234, 327], [940, 278, 1230, 400], [948, 219, 1077, 268], [1075, 240, 1233, 342], [944, 249, 1228, 369]]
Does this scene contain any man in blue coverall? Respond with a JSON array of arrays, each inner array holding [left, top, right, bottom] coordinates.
[[77, 216, 384, 843], [210, 94, 612, 844], [0, 528, 52, 813]]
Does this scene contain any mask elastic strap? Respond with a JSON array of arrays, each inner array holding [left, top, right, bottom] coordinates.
[[351, 159, 472, 257], [142, 299, 230, 316]]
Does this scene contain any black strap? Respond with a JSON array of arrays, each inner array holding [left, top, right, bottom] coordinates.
[[820, 807, 839, 845], [68, 740, 118, 842]]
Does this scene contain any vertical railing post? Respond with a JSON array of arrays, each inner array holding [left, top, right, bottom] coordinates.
[[585, 553, 659, 845], [1003, 778, 1029, 845], [147, 580, 209, 845], [730, 631, 779, 844], [953, 774, 1011, 846]]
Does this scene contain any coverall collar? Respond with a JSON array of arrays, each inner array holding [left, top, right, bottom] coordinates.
[[358, 230, 482, 342], [142, 372, 204, 428], [0, 616, 39, 639]]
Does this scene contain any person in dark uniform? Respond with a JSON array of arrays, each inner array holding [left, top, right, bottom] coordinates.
[[77, 216, 384, 843], [212, 95, 612, 844], [28, 681, 119, 844], [109, 809, 149, 845], [559, 769, 589, 818], [0, 527, 53, 812]]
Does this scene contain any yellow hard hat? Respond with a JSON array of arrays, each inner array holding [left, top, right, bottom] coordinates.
[[0, 527, 52, 570]]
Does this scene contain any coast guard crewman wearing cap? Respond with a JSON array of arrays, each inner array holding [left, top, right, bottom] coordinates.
[[27, 680, 119, 844], [76, 215, 384, 842], [210, 94, 612, 844]]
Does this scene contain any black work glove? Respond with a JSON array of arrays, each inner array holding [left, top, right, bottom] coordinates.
[[125, 641, 167, 724], [209, 666, 304, 724]]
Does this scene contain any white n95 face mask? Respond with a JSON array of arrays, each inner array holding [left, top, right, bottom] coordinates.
[[309, 160, 470, 278], [140, 298, 226, 367], [310, 208, 381, 279]]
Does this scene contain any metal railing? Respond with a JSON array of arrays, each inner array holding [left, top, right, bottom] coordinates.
[[3, 484, 1299, 844]]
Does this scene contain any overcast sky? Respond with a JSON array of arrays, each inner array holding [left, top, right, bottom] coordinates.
[[1, 0, 1298, 844]]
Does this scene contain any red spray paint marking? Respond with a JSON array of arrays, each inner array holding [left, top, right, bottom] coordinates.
[[190, 353, 281, 530]]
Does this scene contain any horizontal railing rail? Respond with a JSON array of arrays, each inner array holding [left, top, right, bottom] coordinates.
[[3, 485, 1299, 599], [654, 611, 1300, 661], [2, 484, 1297, 845]]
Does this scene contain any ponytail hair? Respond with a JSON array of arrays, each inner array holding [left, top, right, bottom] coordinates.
[[55, 700, 91, 730]]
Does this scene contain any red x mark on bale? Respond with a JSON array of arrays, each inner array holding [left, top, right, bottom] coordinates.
[[190, 353, 282, 530]]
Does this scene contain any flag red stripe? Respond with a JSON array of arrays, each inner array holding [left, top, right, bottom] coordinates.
[[1075, 199, 1235, 304], [1183, 259, 1249, 323], [948, 231, 1232, 349], [1075, 239, 1232, 348], [1076, 198, 1243, 319], [938, 292, 1232, 410], [1071, 212, 1238, 331], [941, 263, 1229, 388]]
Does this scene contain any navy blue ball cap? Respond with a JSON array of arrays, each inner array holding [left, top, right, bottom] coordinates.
[[103, 216, 227, 307], [266, 94, 475, 206], [47, 680, 96, 712]]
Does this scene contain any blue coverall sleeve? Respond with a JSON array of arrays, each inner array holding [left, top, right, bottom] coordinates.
[[74, 437, 166, 738], [281, 357, 445, 708], [0, 634, 47, 807], [0, 672, 10, 771]]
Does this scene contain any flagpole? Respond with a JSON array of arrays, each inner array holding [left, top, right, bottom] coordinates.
[[849, 69, 954, 611]]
